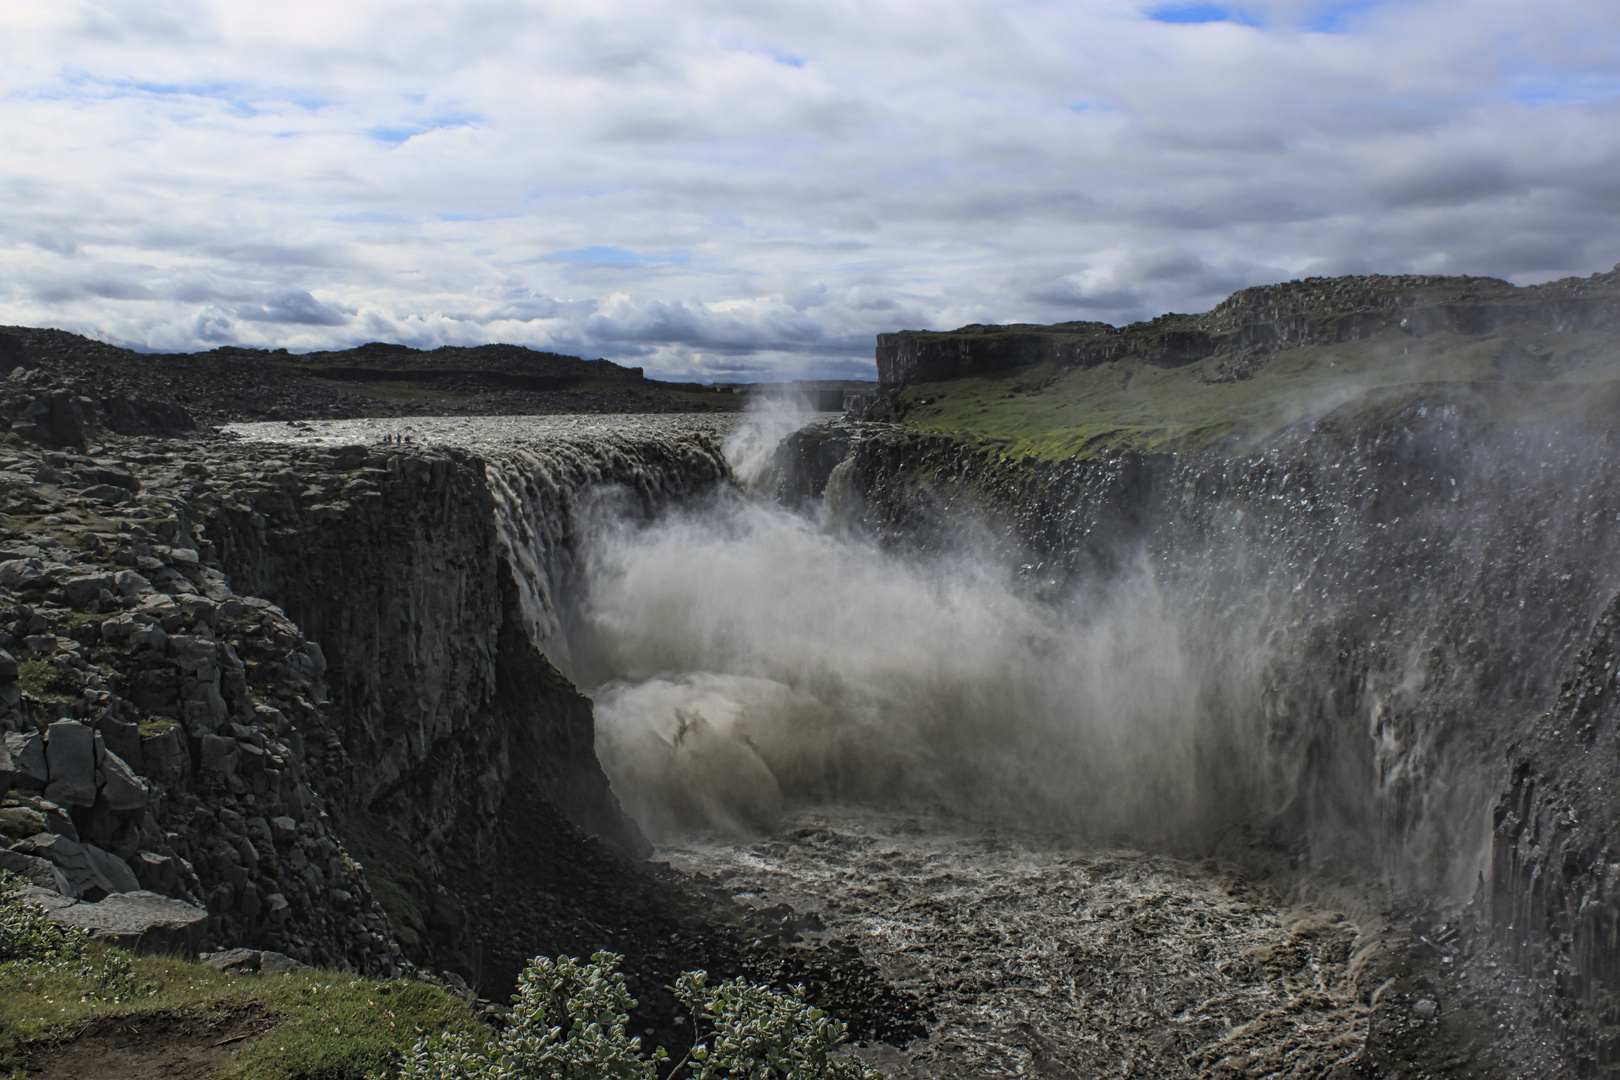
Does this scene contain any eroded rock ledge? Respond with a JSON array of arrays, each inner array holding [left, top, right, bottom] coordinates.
[[0, 388, 735, 998]]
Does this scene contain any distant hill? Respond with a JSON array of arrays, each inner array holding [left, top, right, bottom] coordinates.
[[0, 329, 744, 423]]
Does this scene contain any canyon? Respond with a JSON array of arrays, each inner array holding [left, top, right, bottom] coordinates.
[[5, 265, 1620, 1077]]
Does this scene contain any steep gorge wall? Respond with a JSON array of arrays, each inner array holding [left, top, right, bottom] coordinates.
[[794, 410, 1620, 1060], [0, 412, 734, 992], [189, 428, 731, 980]]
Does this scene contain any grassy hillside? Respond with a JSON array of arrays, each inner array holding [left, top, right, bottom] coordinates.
[[875, 322, 1620, 460]]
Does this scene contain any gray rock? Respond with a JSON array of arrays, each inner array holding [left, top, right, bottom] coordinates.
[[63, 573, 115, 607], [138, 727, 186, 783], [99, 613, 135, 641], [94, 739, 147, 812], [14, 833, 142, 899], [200, 947, 310, 975], [42, 889, 208, 956], [0, 558, 46, 589], [79, 484, 129, 504], [13, 883, 77, 916], [43, 720, 96, 807], [132, 850, 182, 897], [113, 570, 153, 597], [4, 731, 48, 790], [198, 733, 238, 784], [5, 732, 48, 790], [129, 622, 167, 650], [94, 716, 143, 774], [0, 647, 17, 683], [0, 849, 71, 893]]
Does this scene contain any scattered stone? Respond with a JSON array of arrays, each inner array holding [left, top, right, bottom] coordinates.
[[200, 947, 309, 975]]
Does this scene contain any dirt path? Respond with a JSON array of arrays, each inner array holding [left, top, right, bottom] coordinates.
[[663, 807, 1373, 1079], [22, 1005, 273, 1080]]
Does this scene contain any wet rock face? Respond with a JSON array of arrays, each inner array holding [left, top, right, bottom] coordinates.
[[1489, 591, 1620, 1071], [793, 406, 1620, 1070]]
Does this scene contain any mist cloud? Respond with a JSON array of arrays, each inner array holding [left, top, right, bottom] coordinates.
[[2, 1, 1619, 377]]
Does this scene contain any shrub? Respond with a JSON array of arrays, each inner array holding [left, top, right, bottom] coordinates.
[[0, 871, 135, 999], [390, 952, 882, 1080]]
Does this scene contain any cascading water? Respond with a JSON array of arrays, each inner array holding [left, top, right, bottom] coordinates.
[[228, 406, 1620, 1075]]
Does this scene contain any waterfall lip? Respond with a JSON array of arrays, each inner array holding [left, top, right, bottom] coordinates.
[[222, 413, 742, 449]]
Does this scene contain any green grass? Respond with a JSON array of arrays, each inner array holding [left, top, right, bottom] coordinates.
[[16, 658, 80, 702], [884, 324, 1620, 460], [1, 947, 485, 1080]]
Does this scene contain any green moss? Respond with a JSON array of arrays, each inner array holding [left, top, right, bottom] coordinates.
[[0, 807, 47, 841], [15, 658, 80, 702], [136, 717, 180, 737], [885, 325, 1620, 461]]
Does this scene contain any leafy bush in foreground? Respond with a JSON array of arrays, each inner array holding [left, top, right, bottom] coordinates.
[[391, 951, 882, 1080], [0, 871, 135, 999]]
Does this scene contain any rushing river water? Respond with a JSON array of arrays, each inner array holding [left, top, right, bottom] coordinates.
[[663, 807, 1369, 1079]]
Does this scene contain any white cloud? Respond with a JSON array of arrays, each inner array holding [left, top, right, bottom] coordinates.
[[1, 0, 1618, 378]]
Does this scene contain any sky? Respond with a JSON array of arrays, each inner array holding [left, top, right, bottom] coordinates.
[[3, 1, 1620, 381]]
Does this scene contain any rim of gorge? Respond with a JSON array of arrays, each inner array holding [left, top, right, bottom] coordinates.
[[4, 263, 1620, 1079]]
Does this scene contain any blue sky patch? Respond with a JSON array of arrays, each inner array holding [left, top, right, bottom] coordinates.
[[366, 115, 480, 146], [1300, 1, 1383, 34], [545, 246, 691, 268], [1147, 3, 1260, 26]]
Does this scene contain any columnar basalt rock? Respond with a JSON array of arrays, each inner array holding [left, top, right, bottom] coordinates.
[[0, 410, 735, 993]]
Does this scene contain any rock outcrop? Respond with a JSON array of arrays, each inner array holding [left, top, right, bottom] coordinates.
[[0, 406, 735, 995], [875, 265, 1620, 388]]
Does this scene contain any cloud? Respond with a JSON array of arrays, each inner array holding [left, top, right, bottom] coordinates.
[[235, 290, 350, 325], [0, 0, 1618, 379]]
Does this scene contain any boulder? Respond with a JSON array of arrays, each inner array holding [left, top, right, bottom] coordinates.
[[198, 733, 238, 783], [132, 850, 182, 896], [63, 572, 115, 607], [5, 731, 48, 791], [43, 720, 96, 807], [14, 833, 141, 899], [94, 716, 143, 774], [94, 739, 148, 812], [0, 647, 17, 683], [201, 947, 309, 975], [0, 848, 71, 893], [39, 889, 208, 956]]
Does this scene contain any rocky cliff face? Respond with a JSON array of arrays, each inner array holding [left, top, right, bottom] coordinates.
[[876, 266, 1620, 388], [0, 381, 736, 993], [784, 401, 1620, 1071]]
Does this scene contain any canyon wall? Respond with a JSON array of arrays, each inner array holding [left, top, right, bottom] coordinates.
[[0, 410, 733, 993], [786, 404, 1620, 1066]]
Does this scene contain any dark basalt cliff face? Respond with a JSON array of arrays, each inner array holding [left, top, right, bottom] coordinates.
[[777, 403, 1620, 1074], [0, 399, 739, 996], [876, 266, 1620, 388]]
